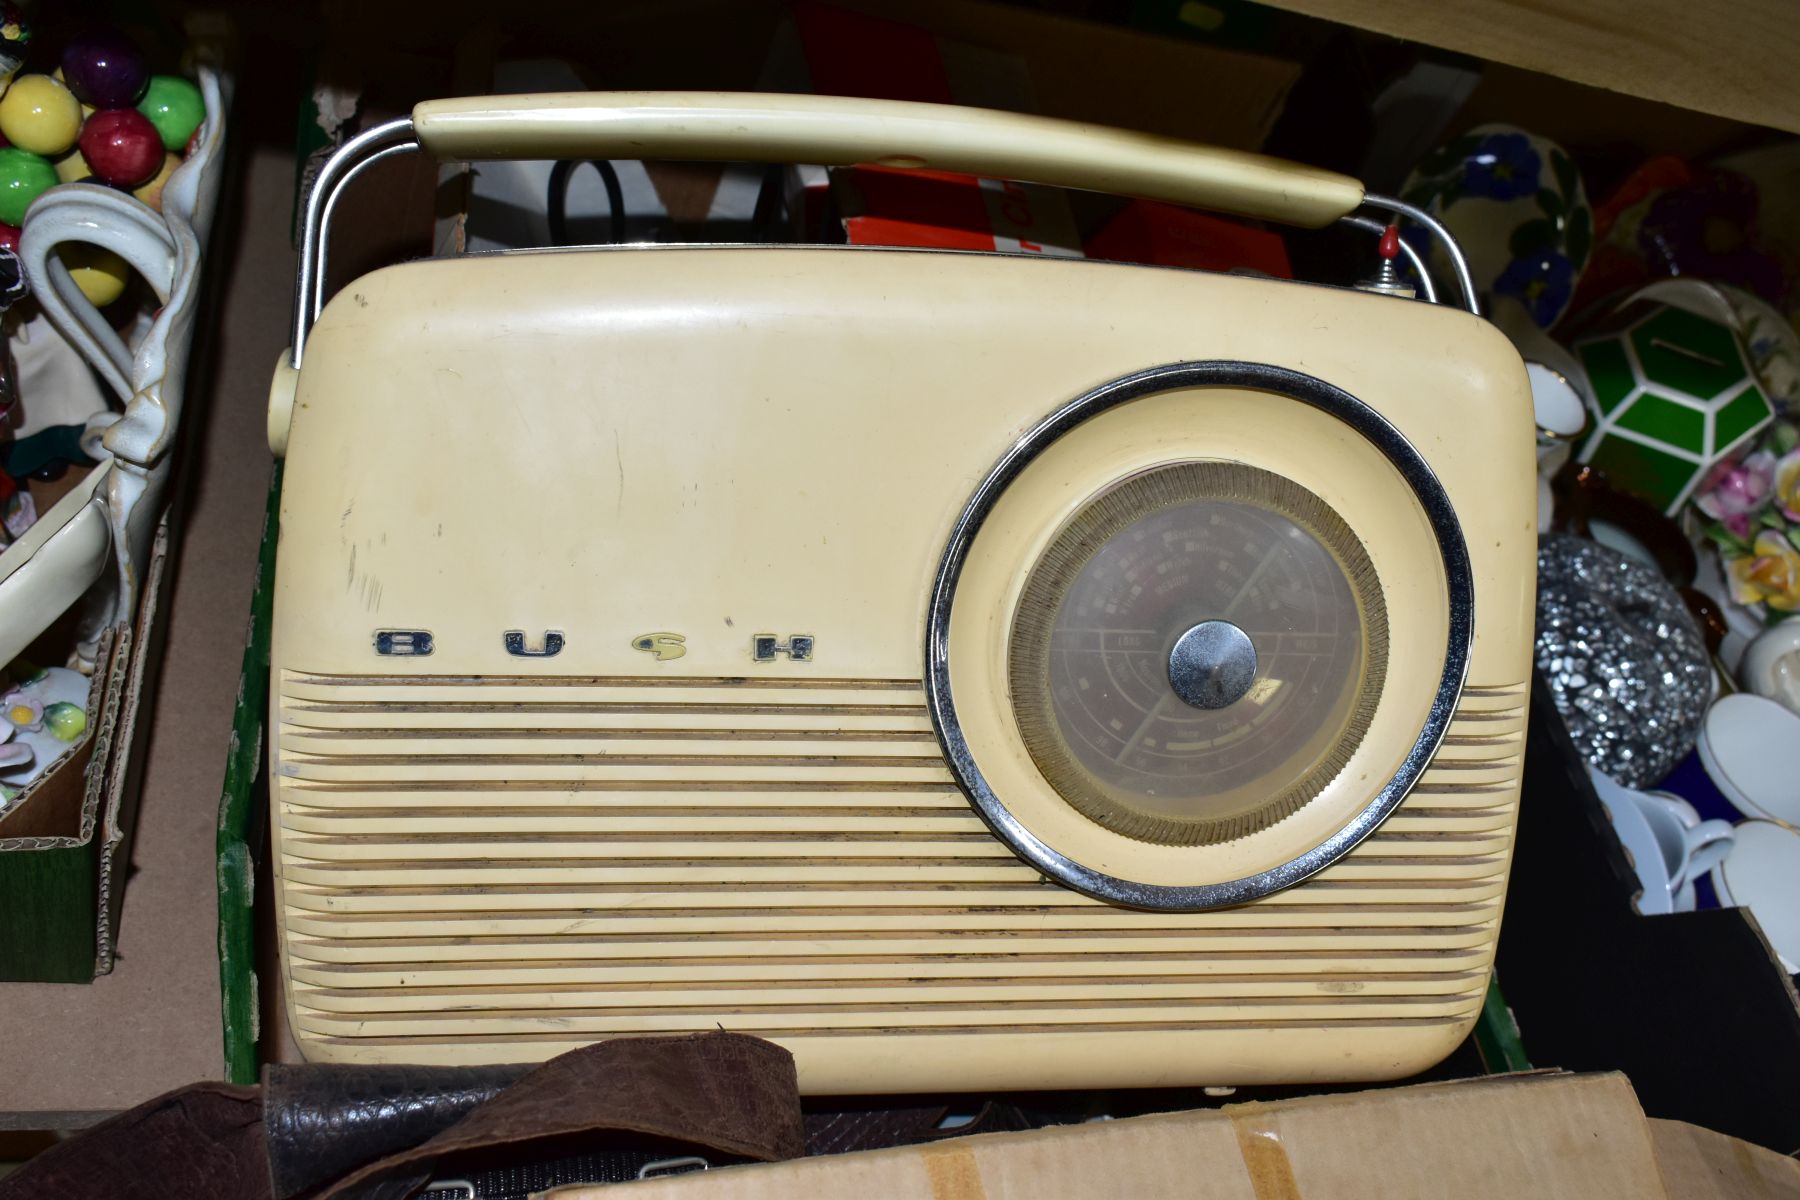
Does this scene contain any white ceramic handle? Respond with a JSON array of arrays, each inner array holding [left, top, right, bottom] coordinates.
[[1642, 791, 1702, 830], [17, 188, 177, 406], [1679, 819, 1736, 888], [411, 91, 1367, 229]]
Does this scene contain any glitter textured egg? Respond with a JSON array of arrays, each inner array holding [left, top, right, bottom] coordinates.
[[1535, 534, 1712, 786]]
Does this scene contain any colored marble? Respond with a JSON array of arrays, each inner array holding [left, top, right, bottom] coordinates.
[[0, 222, 19, 253], [59, 28, 146, 109], [130, 151, 177, 212], [58, 243, 129, 306], [78, 107, 160, 187], [137, 74, 202, 152], [0, 73, 80, 156], [52, 147, 89, 183], [0, 146, 55, 225], [50, 67, 95, 116]]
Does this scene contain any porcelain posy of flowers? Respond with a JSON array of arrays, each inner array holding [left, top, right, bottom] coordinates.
[[0, 660, 90, 816], [1696, 422, 1800, 614], [1401, 123, 1592, 330]]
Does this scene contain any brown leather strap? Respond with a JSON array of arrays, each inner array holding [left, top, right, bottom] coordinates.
[[3, 1035, 1079, 1197], [0, 1083, 270, 1200], [264, 1063, 528, 1199], [0, 1033, 801, 1200], [316, 1033, 801, 1199]]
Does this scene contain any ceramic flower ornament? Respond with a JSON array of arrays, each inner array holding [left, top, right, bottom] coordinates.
[[1401, 123, 1593, 329], [1773, 448, 1800, 522], [42, 700, 84, 740], [1696, 451, 1777, 538], [0, 722, 32, 770], [2, 687, 43, 732], [0, 661, 88, 789], [1695, 423, 1800, 618], [1727, 531, 1800, 611]]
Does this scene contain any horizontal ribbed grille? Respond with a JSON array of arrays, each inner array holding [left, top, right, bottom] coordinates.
[[275, 672, 1524, 1069]]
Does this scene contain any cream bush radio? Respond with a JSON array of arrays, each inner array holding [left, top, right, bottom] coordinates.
[[268, 93, 1536, 1092]]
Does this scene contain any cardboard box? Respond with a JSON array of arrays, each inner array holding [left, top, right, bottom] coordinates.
[[772, 3, 1084, 255], [1649, 1118, 1800, 1199], [822, 0, 1301, 152], [1085, 201, 1294, 277], [771, 1, 1301, 253], [0, 522, 171, 982], [330, 1, 1304, 264], [0, 626, 122, 981], [1498, 677, 1800, 1154], [546, 1072, 1677, 1199]]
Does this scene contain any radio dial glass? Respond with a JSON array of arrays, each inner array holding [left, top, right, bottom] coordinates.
[[1008, 461, 1388, 846]]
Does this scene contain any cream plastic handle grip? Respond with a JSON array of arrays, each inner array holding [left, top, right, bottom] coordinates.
[[412, 91, 1365, 230]]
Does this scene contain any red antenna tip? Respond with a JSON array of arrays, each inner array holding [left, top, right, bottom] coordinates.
[[1378, 224, 1401, 261]]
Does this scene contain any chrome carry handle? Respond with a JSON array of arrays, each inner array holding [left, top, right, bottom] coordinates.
[[292, 92, 1477, 366]]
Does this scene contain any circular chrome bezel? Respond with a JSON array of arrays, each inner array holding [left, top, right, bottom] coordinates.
[[924, 361, 1474, 911]]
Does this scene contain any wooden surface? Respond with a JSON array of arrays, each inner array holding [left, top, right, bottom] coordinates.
[[0, 142, 290, 1127], [1257, 0, 1800, 135]]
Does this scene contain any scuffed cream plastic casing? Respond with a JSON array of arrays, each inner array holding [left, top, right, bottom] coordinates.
[[271, 246, 1537, 1092]]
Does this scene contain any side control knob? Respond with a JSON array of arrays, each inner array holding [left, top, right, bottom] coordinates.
[[267, 349, 298, 457]]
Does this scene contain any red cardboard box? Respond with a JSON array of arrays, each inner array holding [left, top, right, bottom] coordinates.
[[781, 2, 1082, 255], [1087, 200, 1293, 277]]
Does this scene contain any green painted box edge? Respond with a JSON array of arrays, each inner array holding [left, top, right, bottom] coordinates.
[[0, 844, 99, 983], [0, 622, 131, 984], [219, 463, 280, 1085]]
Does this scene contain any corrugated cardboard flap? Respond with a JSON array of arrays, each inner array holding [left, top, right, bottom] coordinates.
[[545, 1072, 1669, 1200], [1648, 1118, 1800, 1198]]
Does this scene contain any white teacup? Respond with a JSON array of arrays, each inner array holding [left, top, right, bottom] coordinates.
[[1589, 767, 1734, 914], [1492, 296, 1590, 532], [1630, 790, 1735, 912], [1709, 819, 1800, 972]]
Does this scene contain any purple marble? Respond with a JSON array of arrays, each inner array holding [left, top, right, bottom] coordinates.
[[60, 28, 146, 109]]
